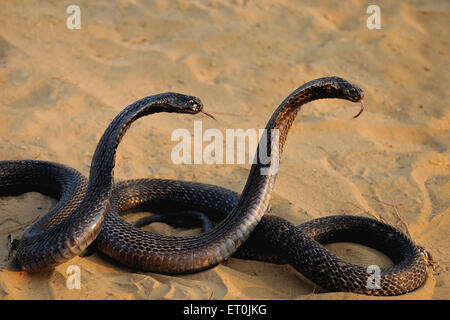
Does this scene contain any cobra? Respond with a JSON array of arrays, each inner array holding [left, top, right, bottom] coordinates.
[[1, 77, 427, 295]]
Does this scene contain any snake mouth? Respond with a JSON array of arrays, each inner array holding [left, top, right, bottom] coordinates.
[[352, 99, 365, 119], [201, 110, 216, 120]]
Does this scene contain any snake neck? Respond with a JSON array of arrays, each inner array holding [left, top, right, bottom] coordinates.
[[86, 96, 169, 200], [248, 78, 345, 187], [218, 78, 356, 246], [265, 77, 348, 156]]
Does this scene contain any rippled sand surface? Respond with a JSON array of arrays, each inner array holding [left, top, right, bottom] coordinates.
[[0, 0, 448, 299]]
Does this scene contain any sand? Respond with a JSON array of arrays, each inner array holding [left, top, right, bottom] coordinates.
[[0, 0, 448, 300]]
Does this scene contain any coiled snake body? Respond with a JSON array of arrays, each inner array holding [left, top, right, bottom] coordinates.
[[0, 77, 427, 295]]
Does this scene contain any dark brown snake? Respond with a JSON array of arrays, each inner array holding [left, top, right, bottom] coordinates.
[[0, 77, 427, 296]]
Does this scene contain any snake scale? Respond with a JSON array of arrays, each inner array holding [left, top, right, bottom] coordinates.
[[0, 77, 427, 295]]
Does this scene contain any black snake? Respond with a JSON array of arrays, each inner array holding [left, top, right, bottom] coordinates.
[[0, 77, 427, 295]]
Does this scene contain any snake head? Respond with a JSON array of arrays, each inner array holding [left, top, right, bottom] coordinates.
[[164, 93, 215, 120], [322, 77, 365, 118], [335, 79, 365, 118], [164, 93, 204, 114], [327, 77, 364, 102], [343, 85, 364, 104], [186, 97, 203, 114]]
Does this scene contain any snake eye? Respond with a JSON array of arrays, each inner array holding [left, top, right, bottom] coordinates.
[[347, 87, 359, 98]]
